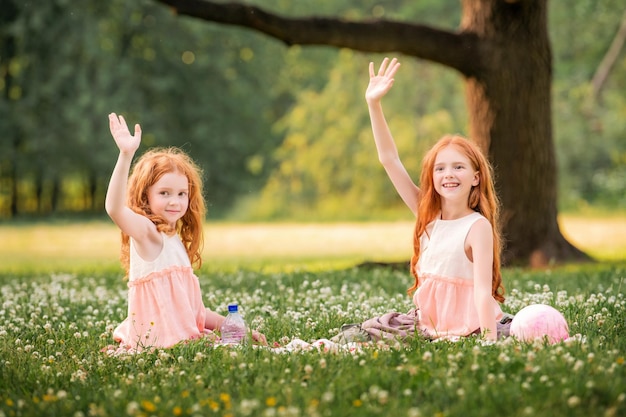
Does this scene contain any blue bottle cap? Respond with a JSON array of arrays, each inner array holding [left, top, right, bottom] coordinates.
[[228, 303, 239, 313]]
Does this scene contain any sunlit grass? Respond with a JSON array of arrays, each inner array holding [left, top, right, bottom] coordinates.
[[0, 264, 624, 417], [558, 215, 626, 261], [0, 214, 624, 274], [0, 217, 625, 416]]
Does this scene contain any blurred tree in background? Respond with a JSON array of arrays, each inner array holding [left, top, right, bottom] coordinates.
[[550, 3, 626, 210], [0, 0, 288, 217], [1, 0, 624, 227]]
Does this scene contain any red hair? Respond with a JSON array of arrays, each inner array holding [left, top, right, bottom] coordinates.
[[408, 135, 505, 303], [120, 147, 206, 275]]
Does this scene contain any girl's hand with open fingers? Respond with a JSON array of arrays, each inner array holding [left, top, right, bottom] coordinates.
[[109, 112, 141, 154], [365, 57, 401, 104]]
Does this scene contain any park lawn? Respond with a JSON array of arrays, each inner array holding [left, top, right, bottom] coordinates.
[[0, 217, 625, 416], [0, 259, 624, 417], [0, 214, 624, 274]]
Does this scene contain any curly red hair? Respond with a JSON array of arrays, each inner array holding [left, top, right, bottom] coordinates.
[[120, 147, 206, 275]]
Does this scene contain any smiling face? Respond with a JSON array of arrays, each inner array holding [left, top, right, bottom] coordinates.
[[433, 145, 480, 205], [146, 171, 190, 229]]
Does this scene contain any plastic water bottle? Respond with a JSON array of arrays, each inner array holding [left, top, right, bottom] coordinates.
[[220, 303, 247, 345]]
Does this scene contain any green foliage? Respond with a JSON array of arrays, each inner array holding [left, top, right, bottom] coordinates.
[[0, 0, 288, 217], [244, 50, 465, 220], [1, 0, 625, 220], [0, 264, 625, 416], [549, 0, 626, 209]]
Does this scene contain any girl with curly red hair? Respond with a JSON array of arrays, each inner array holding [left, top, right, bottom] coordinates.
[[105, 113, 266, 351]]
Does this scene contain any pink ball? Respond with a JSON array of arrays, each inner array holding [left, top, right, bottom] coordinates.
[[510, 304, 569, 344]]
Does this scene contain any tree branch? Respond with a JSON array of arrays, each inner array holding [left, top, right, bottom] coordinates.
[[154, 0, 485, 76], [591, 9, 626, 101]]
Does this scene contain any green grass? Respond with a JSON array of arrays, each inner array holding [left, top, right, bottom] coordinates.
[[1, 262, 625, 417], [0, 220, 625, 416]]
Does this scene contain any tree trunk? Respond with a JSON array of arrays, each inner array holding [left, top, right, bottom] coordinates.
[[51, 177, 61, 214], [88, 171, 99, 212], [9, 158, 18, 217], [461, 0, 589, 265], [35, 169, 45, 214]]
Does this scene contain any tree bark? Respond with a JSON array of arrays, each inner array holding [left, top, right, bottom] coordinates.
[[154, 0, 591, 265], [460, 0, 589, 264], [51, 177, 60, 214], [35, 169, 44, 214]]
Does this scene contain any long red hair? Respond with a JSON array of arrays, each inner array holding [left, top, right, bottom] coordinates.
[[120, 147, 206, 275], [408, 135, 505, 303]]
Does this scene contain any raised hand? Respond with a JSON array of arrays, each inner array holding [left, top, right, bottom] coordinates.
[[109, 113, 141, 154], [365, 57, 401, 103]]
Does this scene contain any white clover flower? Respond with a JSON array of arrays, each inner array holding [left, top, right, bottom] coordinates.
[[567, 396, 581, 407], [407, 407, 422, 417], [377, 389, 389, 404], [573, 359, 584, 371], [126, 401, 140, 415], [497, 352, 510, 363], [321, 391, 334, 403]]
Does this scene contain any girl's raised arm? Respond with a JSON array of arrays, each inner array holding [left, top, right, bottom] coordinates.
[[366, 58, 420, 215], [105, 113, 156, 243]]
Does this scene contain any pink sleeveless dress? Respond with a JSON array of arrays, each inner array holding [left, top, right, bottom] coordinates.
[[413, 211, 503, 339], [112, 233, 207, 350], [360, 212, 504, 341]]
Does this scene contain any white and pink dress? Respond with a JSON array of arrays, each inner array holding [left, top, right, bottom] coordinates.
[[113, 233, 207, 350], [360, 212, 506, 341]]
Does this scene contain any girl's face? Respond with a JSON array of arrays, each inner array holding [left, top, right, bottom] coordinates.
[[147, 171, 189, 228], [433, 145, 479, 203]]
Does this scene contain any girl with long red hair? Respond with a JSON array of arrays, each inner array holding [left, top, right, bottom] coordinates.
[[334, 58, 510, 343], [105, 113, 266, 351]]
